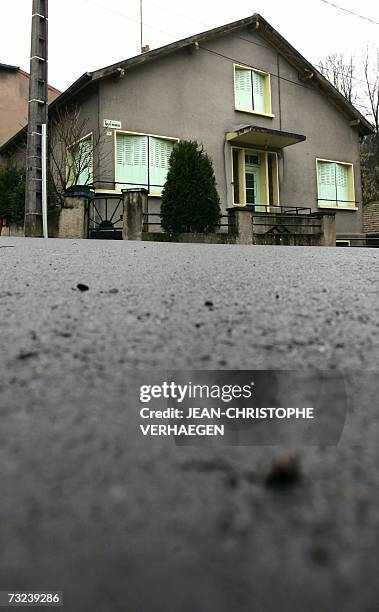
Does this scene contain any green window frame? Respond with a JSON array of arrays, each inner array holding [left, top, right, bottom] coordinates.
[[317, 160, 355, 209], [116, 132, 176, 196], [234, 65, 272, 115]]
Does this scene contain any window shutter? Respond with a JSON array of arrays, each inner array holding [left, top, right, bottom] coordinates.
[[318, 162, 337, 206], [149, 137, 174, 195], [235, 68, 253, 111], [116, 134, 128, 186], [116, 134, 148, 189], [75, 138, 93, 185], [336, 163, 350, 206], [252, 71, 266, 113]]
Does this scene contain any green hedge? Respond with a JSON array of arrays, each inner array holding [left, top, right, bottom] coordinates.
[[0, 165, 25, 225]]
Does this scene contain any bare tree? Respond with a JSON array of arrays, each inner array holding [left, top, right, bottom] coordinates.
[[318, 49, 379, 203], [48, 106, 109, 205], [363, 47, 379, 132], [318, 53, 357, 104]]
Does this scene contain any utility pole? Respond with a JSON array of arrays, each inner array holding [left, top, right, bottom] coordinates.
[[24, 0, 49, 237]]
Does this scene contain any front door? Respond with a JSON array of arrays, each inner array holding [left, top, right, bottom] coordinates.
[[245, 154, 263, 210]]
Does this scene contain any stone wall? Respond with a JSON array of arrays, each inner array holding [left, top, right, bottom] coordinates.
[[227, 207, 335, 247], [142, 232, 235, 244], [0, 223, 25, 237], [56, 196, 88, 239], [50, 192, 337, 247]]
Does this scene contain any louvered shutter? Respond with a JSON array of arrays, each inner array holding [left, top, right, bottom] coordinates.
[[318, 162, 337, 206], [336, 163, 350, 207], [75, 138, 93, 185], [235, 68, 253, 111], [149, 137, 174, 195], [252, 71, 266, 113], [116, 134, 148, 189]]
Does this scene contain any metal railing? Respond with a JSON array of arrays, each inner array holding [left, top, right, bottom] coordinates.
[[92, 180, 165, 193], [243, 204, 313, 215], [87, 194, 124, 239]]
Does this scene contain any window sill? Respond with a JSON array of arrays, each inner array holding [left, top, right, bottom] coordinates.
[[317, 204, 358, 211], [235, 107, 275, 118]]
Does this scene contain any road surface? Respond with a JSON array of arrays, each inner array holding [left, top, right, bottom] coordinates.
[[0, 237, 378, 611]]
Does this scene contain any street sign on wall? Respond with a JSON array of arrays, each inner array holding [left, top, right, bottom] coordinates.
[[103, 119, 122, 129]]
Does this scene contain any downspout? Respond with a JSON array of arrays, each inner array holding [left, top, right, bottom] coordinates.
[[277, 53, 284, 204], [97, 81, 101, 189], [277, 54, 282, 131], [224, 137, 233, 210]]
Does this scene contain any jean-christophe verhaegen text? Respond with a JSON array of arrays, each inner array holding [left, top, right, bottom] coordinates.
[[139, 381, 314, 437]]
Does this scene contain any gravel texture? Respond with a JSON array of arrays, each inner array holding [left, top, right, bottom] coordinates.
[[0, 237, 378, 611]]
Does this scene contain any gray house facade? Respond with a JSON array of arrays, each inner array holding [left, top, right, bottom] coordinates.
[[0, 15, 373, 241]]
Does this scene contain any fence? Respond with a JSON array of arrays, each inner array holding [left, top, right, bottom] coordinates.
[[87, 195, 124, 239]]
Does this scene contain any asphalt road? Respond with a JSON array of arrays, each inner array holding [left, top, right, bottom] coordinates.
[[0, 237, 378, 612]]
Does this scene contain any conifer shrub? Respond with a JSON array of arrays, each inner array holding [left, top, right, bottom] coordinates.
[[0, 165, 25, 225], [161, 140, 221, 234]]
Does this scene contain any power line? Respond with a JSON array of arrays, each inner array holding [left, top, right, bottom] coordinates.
[[235, 34, 377, 89], [144, 0, 211, 29], [79, 0, 375, 110], [89, 0, 378, 89], [141, 1, 379, 90], [198, 44, 372, 113], [318, 0, 379, 25], [82, 0, 183, 40]]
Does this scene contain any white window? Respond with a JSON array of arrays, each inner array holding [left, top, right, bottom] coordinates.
[[317, 160, 355, 208], [116, 133, 176, 195], [234, 65, 272, 115]]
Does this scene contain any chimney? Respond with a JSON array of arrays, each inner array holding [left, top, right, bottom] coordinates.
[[141, 44, 150, 53]]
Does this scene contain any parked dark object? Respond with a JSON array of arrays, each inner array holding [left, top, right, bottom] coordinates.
[[161, 140, 221, 235]]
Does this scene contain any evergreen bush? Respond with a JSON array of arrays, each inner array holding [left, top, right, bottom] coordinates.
[[0, 165, 25, 225], [161, 140, 221, 234]]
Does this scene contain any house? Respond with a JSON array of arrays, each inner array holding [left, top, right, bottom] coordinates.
[[0, 63, 61, 146], [0, 14, 373, 243]]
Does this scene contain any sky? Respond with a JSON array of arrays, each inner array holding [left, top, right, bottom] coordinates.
[[0, 0, 378, 92]]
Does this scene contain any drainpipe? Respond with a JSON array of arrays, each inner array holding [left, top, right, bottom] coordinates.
[[224, 138, 233, 210], [277, 54, 282, 131]]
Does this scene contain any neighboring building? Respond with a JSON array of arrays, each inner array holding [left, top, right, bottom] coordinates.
[[0, 63, 61, 146], [363, 202, 379, 246], [0, 15, 374, 242]]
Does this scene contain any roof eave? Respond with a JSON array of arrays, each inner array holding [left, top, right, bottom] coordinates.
[[0, 125, 27, 155], [1, 13, 375, 154], [90, 13, 374, 136], [0, 63, 19, 72], [90, 14, 261, 82]]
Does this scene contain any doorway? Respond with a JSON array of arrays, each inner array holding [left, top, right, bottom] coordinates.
[[245, 154, 261, 207]]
